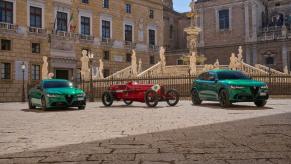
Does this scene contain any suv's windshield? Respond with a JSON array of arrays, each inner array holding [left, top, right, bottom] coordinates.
[[217, 71, 250, 80], [43, 81, 72, 88]]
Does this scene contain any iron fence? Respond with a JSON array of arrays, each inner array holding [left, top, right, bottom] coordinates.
[[77, 75, 291, 101]]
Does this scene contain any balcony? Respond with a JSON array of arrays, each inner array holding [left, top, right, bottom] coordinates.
[[124, 41, 136, 50], [258, 26, 291, 41], [79, 34, 94, 43], [148, 45, 159, 51], [51, 30, 78, 40], [28, 27, 47, 36], [100, 38, 114, 48], [0, 22, 18, 34]]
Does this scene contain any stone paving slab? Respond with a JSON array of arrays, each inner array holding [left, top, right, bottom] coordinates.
[[0, 100, 291, 163]]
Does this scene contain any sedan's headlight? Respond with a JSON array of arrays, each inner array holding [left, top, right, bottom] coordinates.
[[77, 93, 86, 97], [261, 85, 268, 89], [230, 86, 245, 89], [46, 94, 60, 98]]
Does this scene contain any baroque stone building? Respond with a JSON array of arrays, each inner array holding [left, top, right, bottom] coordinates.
[[193, 0, 291, 71], [0, 0, 164, 102]]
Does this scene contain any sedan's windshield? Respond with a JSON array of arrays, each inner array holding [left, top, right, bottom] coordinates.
[[43, 81, 73, 88], [217, 71, 250, 80]]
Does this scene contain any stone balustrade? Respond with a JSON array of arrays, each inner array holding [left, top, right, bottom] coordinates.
[[106, 66, 133, 79], [0, 22, 18, 33], [255, 64, 286, 75], [28, 27, 47, 36]]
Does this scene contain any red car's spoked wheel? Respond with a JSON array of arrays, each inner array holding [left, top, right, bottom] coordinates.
[[145, 90, 159, 107], [166, 89, 180, 106]]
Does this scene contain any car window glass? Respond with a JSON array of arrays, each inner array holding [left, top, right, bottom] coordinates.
[[43, 81, 72, 88], [217, 71, 250, 80]]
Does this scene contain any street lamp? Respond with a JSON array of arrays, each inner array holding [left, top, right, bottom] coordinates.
[[21, 62, 26, 102], [88, 52, 95, 102]]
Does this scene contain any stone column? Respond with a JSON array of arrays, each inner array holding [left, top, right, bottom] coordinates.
[[282, 42, 288, 70], [251, 2, 257, 41], [252, 45, 257, 65], [245, 45, 251, 64], [199, 8, 204, 46], [244, 1, 250, 42]]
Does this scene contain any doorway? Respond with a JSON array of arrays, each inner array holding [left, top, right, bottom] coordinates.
[[55, 69, 69, 80]]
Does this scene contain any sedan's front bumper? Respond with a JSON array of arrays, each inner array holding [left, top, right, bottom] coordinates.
[[46, 96, 86, 108], [228, 87, 269, 102]]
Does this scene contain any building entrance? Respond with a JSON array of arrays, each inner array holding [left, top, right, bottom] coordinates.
[[55, 69, 69, 80]]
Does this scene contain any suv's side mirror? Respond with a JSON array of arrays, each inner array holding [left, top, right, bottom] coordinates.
[[36, 86, 42, 90]]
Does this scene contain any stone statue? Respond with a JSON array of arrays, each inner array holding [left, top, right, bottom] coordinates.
[[237, 46, 243, 70], [99, 59, 104, 79], [229, 53, 238, 70], [159, 46, 166, 73], [80, 50, 90, 81], [189, 37, 197, 51], [214, 59, 220, 69], [42, 56, 48, 80], [131, 49, 138, 76], [189, 51, 197, 75], [138, 58, 142, 74], [284, 66, 289, 74]]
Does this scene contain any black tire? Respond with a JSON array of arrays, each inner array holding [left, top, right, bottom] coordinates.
[[145, 90, 159, 107], [41, 96, 47, 111], [124, 100, 133, 106], [254, 100, 267, 107], [102, 91, 114, 107], [166, 89, 180, 106], [78, 106, 86, 110], [28, 97, 36, 109], [219, 89, 232, 108], [191, 89, 202, 105]]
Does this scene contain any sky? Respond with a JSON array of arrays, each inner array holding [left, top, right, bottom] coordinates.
[[173, 0, 192, 13]]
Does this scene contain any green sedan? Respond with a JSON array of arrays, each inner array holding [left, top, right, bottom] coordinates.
[[191, 70, 269, 108], [28, 79, 86, 110]]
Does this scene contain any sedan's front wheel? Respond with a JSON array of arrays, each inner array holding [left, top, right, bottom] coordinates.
[[254, 100, 267, 107], [192, 89, 202, 105], [219, 90, 232, 108]]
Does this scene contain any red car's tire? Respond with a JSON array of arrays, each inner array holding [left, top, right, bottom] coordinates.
[[102, 91, 114, 107], [124, 100, 133, 106], [166, 89, 180, 106], [145, 90, 159, 107]]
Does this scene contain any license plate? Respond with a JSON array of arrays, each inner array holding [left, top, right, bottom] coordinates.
[[78, 97, 84, 101], [260, 92, 267, 96]]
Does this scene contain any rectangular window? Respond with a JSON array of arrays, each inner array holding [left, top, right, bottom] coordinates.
[[149, 9, 154, 19], [103, 51, 110, 60], [125, 24, 133, 42], [81, 0, 89, 4], [0, 63, 11, 80], [1, 39, 11, 51], [32, 43, 40, 53], [102, 20, 111, 39], [219, 9, 230, 30], [81, 16, 90, 35], [150, 56, 155, 64], [149, 29, 155, 47], [0, 1, 13, 23], [103, 69, 110, 78], [31, 64, 40, 80], [169, 25, 173, 39], [125, 4, 131, 14], [103, 0, 109, 9], [126, 53, 131, 62], [57, 11, 68, 32], [30, 6, 42, 28]]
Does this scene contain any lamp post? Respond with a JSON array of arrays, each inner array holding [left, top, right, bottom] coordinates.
[[21, 62, 26, 102], [88, 52, 95, 102]]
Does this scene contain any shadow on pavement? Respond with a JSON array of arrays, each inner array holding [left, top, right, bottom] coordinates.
[[0, 113, 290, 164], [196, 103, 273, 110], [21, 108, 80, 113]]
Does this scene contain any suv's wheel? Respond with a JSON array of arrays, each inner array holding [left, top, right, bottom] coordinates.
[[254, 100, 267, 107], [41, 96, 47, 111], [102, 91, 114, 107], [145, 90, 159, 107], [192, 89, 202, 105], [219, 89, 232, 108], [124, 100, 133, 106], [166, 89, 180, 106], [78, 106, 86, 110], [28, 97, 36, 109]]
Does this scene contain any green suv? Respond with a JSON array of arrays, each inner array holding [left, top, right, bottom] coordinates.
[[191, 70, 269, 108], [28, 79, 86, 110]]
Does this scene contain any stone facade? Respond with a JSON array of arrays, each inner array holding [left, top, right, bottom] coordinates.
[[0, 0, 164, 102], [192, 0, 291, 70]]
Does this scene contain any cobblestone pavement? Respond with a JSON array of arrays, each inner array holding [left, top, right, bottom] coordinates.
[[0, 99, 291, 163]]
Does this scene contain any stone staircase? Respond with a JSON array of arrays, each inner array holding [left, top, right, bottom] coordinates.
[[255, 64, 286, 75], [105, 66, 132, 79]]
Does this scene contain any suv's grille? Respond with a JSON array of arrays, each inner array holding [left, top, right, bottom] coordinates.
[[250, 87, 260, 95], [66, 95, 73, 104]]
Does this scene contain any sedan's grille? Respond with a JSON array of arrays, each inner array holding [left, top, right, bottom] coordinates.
[[66, 95, 73, 104], [250, 87, 260, 95]]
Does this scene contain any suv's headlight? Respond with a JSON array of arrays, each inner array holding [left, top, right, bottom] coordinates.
[[261, 85, 268, 89], [230, 86, 245, 89], [46, 94, 59, 98], [77, 93, 86, 97]]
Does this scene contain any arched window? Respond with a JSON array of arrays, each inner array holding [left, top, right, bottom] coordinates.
[[265, 56, 274, 65]]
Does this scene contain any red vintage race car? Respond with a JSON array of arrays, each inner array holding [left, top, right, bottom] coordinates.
[[102, 82, 180, 107]]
